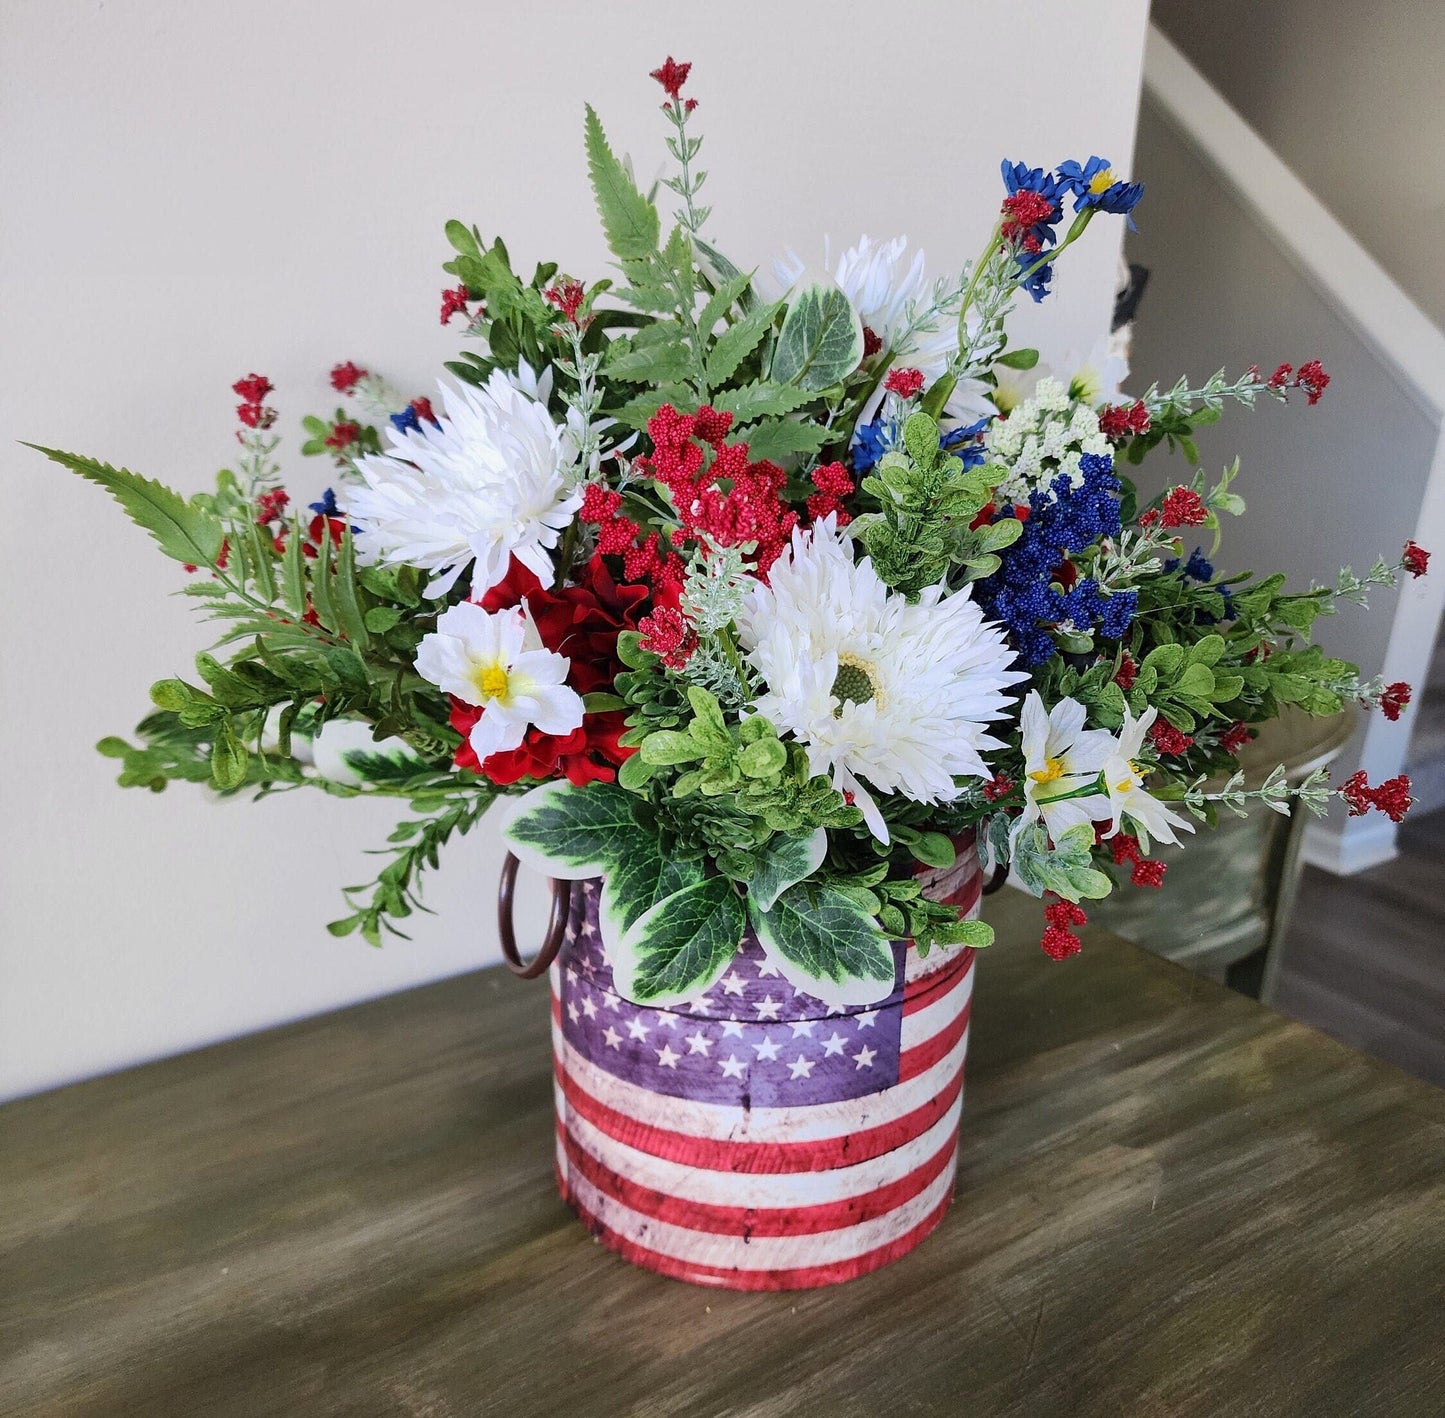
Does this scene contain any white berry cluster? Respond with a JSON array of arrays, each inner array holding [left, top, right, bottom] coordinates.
[[983, 377, 1113, 504]]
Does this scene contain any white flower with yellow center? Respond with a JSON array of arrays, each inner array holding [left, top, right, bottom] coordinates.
[[1100, 705, 1196, 849], [344, 364, 585, 599], [737, 518, 1027, 842], [414, 601, 583, 761], [1013, 692, 1115, 847]]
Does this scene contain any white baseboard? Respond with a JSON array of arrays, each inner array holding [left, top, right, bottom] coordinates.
[[1301, 818, 1399, 876]]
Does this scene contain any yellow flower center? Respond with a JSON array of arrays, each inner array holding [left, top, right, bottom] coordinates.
[[1112, 760, 1142, 793], [1088, 167, 1116, 194], [1029, 755, 1067, 785], [471, 662, 511, 703]]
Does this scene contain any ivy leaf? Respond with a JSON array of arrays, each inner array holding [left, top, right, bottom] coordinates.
[[749, 883, 897, 1008], [31, 446, 225, 568], [1011, 821, 1112, 903], [614, 877, 746, 1004], [598, 848, 705, 954], [499, 781, 639, 879], [583, 104, 659, 260], [747, 829, 827, 912], [771, 283, 863, 391]]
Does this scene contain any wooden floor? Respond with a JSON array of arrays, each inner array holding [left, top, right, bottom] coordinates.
[[1273, 807, 1445, 1087]]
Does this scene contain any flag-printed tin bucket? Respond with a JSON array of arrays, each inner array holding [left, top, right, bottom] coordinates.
[[547, 833, 982, 1290]]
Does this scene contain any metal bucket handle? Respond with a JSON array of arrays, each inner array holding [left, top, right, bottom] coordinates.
[[497, 851, 571, 979]]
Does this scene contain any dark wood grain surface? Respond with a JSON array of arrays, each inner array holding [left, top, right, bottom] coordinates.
[[3, 888, 1443, 1418]]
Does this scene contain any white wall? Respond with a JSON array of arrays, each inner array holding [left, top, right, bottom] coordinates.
[[0, 0, 1150, 1100]]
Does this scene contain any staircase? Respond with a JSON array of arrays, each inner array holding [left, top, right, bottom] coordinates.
[[1406, 632, 1445, 814]]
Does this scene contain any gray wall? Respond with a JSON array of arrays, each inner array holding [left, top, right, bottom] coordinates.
[[1152, 0, 1445, 331], [1127, 98, 1437, 692]]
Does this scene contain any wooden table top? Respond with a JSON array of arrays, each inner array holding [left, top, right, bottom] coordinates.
[[3, 888, 1443, 1417]]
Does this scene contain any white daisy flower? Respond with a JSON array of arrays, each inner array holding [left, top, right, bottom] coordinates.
[[1012, 692, 1114, 848], [414, 601, 583, 762], [1100, 705, 1197, 849], [737, 518, 1027, 842], [343, 364, 585, 599]]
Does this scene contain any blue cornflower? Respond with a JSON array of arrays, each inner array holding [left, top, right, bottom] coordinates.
[[850, 417, 890, 474], [940, 415, 991, 468], [310, 487, 340, 517], [1015, 254, 1054, 303], [1055, 156, 1144, 226], [390, 406, 421, 435]]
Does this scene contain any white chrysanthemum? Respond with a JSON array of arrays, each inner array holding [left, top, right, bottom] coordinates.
[[343, 364, 584, 599], [414, 601, 583, 762], [1101, 706, 1197, 849], [1012, 692, 1114, 848], [737, 518, 1027, 841], [772, 236, 989, 430]]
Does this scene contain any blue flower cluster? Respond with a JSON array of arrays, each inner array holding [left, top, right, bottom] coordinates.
[[977, 452, 1137, 666], [851, 414, 990, 475]]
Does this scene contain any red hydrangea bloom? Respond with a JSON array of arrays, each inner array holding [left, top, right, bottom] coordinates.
[[1041, 897, 1088, 961], [649, 56, 692, 102], [1113, 652, 1138, 691], [1098, 399, 1151, 441], [1149, 719, 1195, 757], [638, 605, 698, 670], [1340, 770, 1413, 823], [439, 285, 472, 325], [448, 556, 649, 786], [1380, 682, 1412, 722], [884, 367, 926, 398], [807, 461, 855, 525], [1161, 486, 1209, 528], [641, 404, 798, 577], [1403, 540, 1431, 577], [1219, 721, 1252, 755], [330, 361, 367, 393]]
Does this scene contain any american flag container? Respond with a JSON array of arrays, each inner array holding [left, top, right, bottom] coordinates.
[[550, 832, 982, 1289]]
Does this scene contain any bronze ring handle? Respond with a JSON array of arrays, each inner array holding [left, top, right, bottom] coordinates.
[[497, 851, 571, 978]]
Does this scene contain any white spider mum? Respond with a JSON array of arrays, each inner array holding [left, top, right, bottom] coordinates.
[[737, 518, 1027, 841], [343, 364, 584, 599]]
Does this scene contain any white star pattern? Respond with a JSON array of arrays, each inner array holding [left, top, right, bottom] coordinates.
[[855, 1010, 878, 1030], [685, 996, 713, 1016], [685, 1030, 713, 1056], [720, 1017, 746, 1038], [718, 1054, 747, 1079], [853, 1045, 877, 1070], [753, 1036, 782, 1061], [755, 958, 781, 978], [602, 991, 621, 1012], [626, 1017, 651, 1041], [567, 1001, 580, 1024], [580, 994, 598, 1020], [789, 1020, 816, 1038], [580, 919, 596, 938], [821, 1031, 848, 1057], [788, 1056, 816, 1080], [655, 1043, 680, 1069], [655, 1011, 679, 1030], [755, 995, 782, 1021], [602, 1026, 622, 1050], [720, 971, 747, 996], [565, 964, 580, 984]]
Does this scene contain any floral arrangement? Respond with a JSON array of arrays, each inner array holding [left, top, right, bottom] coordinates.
[[38, 59, 1426, 1008]]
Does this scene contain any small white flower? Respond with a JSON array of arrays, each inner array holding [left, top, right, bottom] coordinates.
[[738, 518, 1026, 841], [1012, 692, 1114, 848], [414, 602, 583, 761], [1100, 706, 1197, 849], [343, 365, 585, 599]]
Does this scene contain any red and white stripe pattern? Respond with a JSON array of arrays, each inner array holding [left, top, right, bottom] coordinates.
[[549, 835, 981, 1290]]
